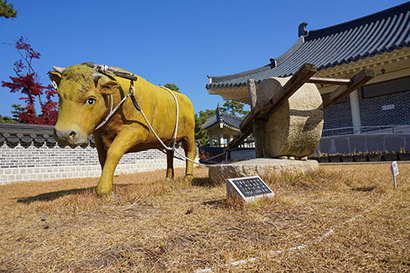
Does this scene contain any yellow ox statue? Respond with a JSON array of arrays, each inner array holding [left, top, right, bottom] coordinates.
[[49, 64, 196, 195]]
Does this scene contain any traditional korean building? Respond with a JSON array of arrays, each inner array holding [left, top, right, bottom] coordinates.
[[206, 2, 410, 137], [202, 104, 242, 147]]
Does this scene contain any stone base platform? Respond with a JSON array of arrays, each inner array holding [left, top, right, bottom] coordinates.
[[209, 158, 319, 184]]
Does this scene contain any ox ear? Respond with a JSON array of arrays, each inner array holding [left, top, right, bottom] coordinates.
[[48, 71, 62, 87], [99, 79, 119, 95], [93, 73, 118, 95]]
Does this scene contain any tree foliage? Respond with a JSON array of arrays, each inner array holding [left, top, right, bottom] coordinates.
[[195, 109, 215, 146], [0, 1, 17, 18], [221, 100, 249, 116], [163, 83, 180, 93], [1, 37, 58, 124]]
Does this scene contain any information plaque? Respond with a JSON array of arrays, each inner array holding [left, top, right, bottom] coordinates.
[[226, 176, 275, 202]]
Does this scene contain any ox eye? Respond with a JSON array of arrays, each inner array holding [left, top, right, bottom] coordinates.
[[86, 98, 96, 105]]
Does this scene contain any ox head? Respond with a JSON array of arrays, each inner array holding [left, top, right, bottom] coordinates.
[[50, 64, 120, 145]]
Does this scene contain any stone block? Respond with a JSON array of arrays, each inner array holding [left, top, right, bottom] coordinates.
[[209, 158, 319, 184]]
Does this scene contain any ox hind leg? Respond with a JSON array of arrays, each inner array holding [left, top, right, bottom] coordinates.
[[182, 134, 196, 177], [166, 150, 175, 180]]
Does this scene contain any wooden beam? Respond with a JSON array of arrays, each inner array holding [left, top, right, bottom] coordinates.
[[228, 63, 317, 151], [247, 78, 264, 157], [323, 69, 375, 110], [308, 77, 351, 85], [247, 78, 257, 109]]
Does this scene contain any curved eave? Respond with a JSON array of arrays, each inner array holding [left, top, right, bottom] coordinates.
[[204, 122, 240, 132], [206, 2, 410, 90], [207, 37, 305, 89]]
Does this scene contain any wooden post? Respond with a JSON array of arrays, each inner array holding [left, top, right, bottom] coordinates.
[[247, 78, 257, 108], [247, 78, 264, 157]]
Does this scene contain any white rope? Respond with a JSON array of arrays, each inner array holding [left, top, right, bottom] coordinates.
[[87, 64, 227, 167], [159, 86, 179, 149], [94, 93, 131, 131], [51, 80, 58, 89]]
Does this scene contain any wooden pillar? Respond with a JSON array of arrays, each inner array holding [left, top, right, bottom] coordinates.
[[247, 78, 264, 158], [349, 89, 362, 134]]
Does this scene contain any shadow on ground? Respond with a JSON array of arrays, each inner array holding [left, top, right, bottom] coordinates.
[[16, 184, 134, 204], [351, 186, 376, 192], [191, 177, 218, 187]]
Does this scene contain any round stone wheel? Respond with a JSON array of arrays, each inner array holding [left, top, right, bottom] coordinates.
[[255, 77, 323, 158]]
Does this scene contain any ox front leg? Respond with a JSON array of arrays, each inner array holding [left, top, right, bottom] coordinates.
[[166, 150, 175, 180], [96, 132, 138, 196]]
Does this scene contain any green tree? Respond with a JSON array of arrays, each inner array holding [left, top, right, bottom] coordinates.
[[194, 109, 215, 146], [10, 104, 25, 122], [0, 115, 17, 123], [221, 100, 249, 116], [0, 1, 17, 18], [0, 104, 24, 123], [163, 83, 180, 93]]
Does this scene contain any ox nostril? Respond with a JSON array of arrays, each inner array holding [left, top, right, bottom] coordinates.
[[68, 130, 77, 138]]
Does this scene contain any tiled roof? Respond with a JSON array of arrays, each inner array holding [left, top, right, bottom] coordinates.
[[203, 106, 242, 130], [0, 123, 95, 145], [207, 2, 410, 89]]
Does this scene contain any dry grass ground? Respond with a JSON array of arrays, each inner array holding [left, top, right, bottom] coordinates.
[[0, 163, 409, 272]]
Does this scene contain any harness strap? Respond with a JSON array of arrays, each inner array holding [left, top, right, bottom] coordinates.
[[94, 85, 132, 131]]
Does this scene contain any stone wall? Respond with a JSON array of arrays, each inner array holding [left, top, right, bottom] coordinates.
[[0, 123, 190, 185]]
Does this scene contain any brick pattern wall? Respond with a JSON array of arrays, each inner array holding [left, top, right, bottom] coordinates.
[[323, 99, 352, 134], [323, 90, 410, 135], [359, 90, 410, 126], [0, 142, 189, 185]]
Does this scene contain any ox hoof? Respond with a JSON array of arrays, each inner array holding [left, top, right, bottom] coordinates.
[[96, 186, 112, 196], [184, 175, 193, 181]]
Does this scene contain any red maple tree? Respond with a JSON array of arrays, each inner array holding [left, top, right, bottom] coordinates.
[[1, 37, 58, 125]]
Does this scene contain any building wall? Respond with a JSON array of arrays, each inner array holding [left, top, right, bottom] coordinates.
[[0, 139, 190, 185], [323, 98, 352, 130], [323, 82, 410, 134], [360, 89, 410, 126]]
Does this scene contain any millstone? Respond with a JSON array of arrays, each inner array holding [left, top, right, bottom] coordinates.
[[256, 77, 323, 158]]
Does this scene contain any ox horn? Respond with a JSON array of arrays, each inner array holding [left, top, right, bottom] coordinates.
[[52, 66, 65, 74], [92, 73, 103, 81]]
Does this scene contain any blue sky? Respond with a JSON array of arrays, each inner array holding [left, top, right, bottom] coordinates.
[[0, 0, 406, 117]]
